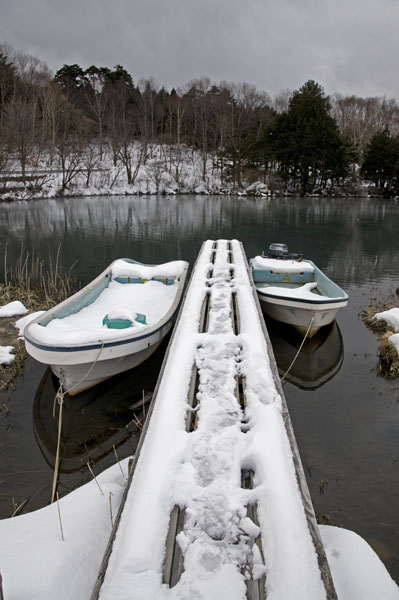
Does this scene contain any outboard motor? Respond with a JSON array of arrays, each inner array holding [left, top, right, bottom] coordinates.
[[268, 243, 289, 258], [267, 243, 303, 261]]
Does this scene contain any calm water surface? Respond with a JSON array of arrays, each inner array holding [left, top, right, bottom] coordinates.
[[0, 195, 398, 581]]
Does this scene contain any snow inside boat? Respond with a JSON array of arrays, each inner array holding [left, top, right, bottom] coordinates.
[[24, 258, 189, 395], [250, 244, 348, 338]]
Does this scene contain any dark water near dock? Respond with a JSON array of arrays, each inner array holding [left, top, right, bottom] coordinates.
[[0, 194, 398, 582]]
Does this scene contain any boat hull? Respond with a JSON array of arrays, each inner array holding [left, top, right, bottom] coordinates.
[[251, 256, 348, 338], [257, 292, 346, 338], [50, 326, 169, 395]]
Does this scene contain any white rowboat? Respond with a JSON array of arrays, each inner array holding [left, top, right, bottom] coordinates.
[[24, 258, 189, 394], [250, 245, 348, 338]]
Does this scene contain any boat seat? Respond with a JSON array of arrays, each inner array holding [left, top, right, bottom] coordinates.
[[251, 256, 315, 284], [110, 259, 185, 284], [263, 282, 331, 301], [103, 309, 147, 329], [112, 276, 146, 284], [252, 268, 314, 284], [112, 274, 176, 285]]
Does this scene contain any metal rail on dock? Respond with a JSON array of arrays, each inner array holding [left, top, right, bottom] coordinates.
[[91, 240, 336, 600]]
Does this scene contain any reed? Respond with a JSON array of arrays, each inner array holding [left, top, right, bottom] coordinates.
[[113, 444, 126, 480], [0, 245, 79, 389], [56, 492, 65, 541], [1, 243, 78, 310], [87, 461, 104, 495], [109, 491, 114, 527]]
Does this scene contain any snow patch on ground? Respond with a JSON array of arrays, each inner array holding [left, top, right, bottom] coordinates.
[[0, 462, 396, 600], [375, 307, 399, 333], [0, 345, 15, 365], [320, 525, 399, 600], [0, 300, 28, 317], [0, 459, 130, 600], [389, 333, 399, 355], [374, 307, 399, 356]]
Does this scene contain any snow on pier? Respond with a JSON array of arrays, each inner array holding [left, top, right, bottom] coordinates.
[[92, 240, 336, 600]]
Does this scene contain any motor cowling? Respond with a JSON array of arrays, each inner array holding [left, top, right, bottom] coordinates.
[[268, 243, 289, 258], [267, 243, 303, 261]]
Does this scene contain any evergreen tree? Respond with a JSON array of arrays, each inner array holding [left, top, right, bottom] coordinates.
[[361, 128, 399, 196], [270, 80, 348, 194], [0, 51, 17, 107]]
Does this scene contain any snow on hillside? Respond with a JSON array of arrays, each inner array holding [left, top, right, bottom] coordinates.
[[0, 143, 270, 201]]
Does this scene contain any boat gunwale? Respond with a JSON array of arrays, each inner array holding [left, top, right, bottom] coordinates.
[[255, 287, 348, 307], [24, 314, 177, 353]]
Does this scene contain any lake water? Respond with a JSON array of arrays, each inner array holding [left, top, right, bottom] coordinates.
[[0, 194, 398, 582]]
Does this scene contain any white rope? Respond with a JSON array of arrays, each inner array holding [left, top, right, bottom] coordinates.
[[280, 314, 315, 383], [50, 341, 105, 503], [51, 386, 64, 503], [65, 341, 105, 395]]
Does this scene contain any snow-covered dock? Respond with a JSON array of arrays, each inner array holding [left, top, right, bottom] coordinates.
[[91, 239, 336, 600]]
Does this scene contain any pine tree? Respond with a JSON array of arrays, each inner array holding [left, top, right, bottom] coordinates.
[[270, 80, 348, 194], [361, 128, 399, 196], [0, 51, 17, 107]]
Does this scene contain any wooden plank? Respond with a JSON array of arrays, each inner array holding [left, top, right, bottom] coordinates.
[[90, 243, 206, 600], [92, 240, 337, 600], [240, 241, 337, 600]]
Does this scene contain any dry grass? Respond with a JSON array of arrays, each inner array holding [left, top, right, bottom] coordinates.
[[0, 338, 27, 392], [361, 306, 390, 333], [362, 292, 399, 378], [377, 331, 399, 378], [3, 243, 77, 310], [361, 293, 398, 332], [0, 246, 79, 390]]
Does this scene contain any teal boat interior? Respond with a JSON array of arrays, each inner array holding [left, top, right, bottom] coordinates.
[[251, 259, 348, 301]]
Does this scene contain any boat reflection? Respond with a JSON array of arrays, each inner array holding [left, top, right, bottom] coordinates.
[[266, 319, 344, 390], [32, 337, 167, 473]]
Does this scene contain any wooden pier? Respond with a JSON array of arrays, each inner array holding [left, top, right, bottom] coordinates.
[[91, 240, 337, 600]]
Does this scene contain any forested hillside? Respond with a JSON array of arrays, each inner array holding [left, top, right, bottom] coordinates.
[[1, 43, 399, 199]]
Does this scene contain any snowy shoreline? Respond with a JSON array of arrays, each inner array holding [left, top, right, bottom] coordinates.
[[0, 455, 398, 599], [0, 143, 375, 203]]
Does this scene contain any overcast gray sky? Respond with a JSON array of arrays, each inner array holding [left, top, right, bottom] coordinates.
[[1, 0, 398, 99]]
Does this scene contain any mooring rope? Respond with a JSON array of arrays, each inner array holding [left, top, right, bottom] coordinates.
[[66, 340, 105, 396], [51, 386, 64, 504], [280, 313, 315, 383], [50, 341, 105, 503]]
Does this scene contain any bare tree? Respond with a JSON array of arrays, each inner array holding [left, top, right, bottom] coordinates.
[[84, 66, 110, 159], [81, 145, 101, 187], [331, 94, 399, 161], [2, 98, 39, 180], [56, 136, 83, 193], [273, 89, 292, 113]]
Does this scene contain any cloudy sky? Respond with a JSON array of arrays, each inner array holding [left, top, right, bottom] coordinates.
[[1, 0, 398, 99]]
